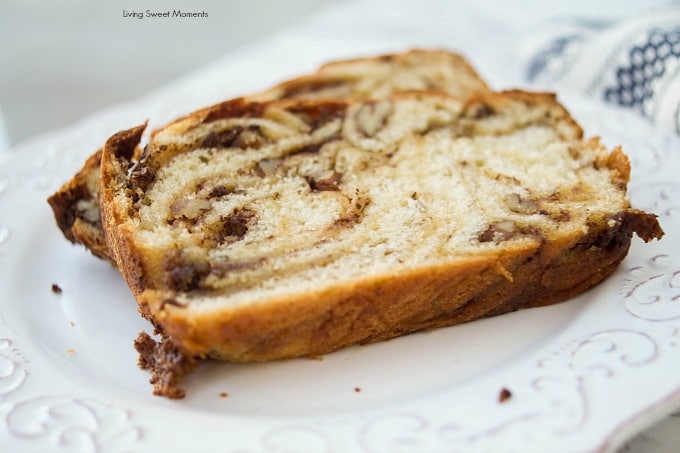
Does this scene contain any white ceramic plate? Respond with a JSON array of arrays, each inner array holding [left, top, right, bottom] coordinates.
[[1, 93, 679, 453]]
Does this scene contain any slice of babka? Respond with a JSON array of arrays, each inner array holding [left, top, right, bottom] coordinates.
[[98, 90, 663, 372]]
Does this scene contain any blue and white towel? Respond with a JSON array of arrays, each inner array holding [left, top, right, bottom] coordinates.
[[521, 8, 680, 134]]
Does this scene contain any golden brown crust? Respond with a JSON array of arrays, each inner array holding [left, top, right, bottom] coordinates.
[[146, 245, 539, 361], [137, 209, 660, 362], [99, 124, 148, 293]]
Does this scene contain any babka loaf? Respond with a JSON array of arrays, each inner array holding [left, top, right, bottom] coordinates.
[[48, 49, 490, 263], [99, 90, 663, 372]]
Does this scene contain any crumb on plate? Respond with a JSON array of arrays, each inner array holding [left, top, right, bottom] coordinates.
[[498, 387, 512, 403]]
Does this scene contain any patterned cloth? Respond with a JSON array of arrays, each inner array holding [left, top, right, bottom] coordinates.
[[521, 8, 680, 134]]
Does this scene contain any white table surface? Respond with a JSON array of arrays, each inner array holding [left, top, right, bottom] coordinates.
[[1, 0, 678, 451]]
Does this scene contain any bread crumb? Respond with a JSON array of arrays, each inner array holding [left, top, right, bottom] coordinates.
[[498, 387, 512, 403], [51, 283, 62, 294], [354, 387, 361, 393], [66, 349, 76, 356], [69, 321, 75, 327], [219, 392, 229, 398]]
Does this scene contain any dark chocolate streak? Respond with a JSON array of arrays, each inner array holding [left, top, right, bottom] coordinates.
[[217, 208, 255, 243], [164, 254, 211, 292], [201, 126, 244, 148]]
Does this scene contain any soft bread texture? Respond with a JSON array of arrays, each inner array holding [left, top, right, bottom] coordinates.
[[48, 49, 490, 263], [99, 90, 663, 368]]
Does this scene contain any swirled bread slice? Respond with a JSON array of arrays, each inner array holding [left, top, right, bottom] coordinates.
[[48, 49, 490, 263], [99, 90, 663, 372]]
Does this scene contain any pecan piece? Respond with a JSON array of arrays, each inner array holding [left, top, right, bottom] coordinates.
[[479, 220, 518, 243], [504, 193, 539, 215]]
